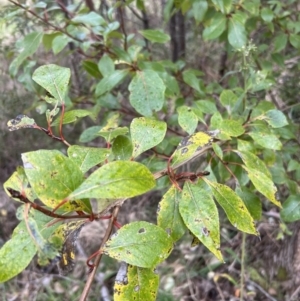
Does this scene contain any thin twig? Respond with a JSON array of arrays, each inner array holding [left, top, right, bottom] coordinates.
[[8, 0, 83, 43], [79, 206, 120, 301], [247, 280, 278, 301], [240, 232, 246, 301]]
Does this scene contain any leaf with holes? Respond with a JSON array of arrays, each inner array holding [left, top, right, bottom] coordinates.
[[171, 131, 218, 168], [67, 161, 155, 201], [7, 115, 36, 131], [114, 263, 159, 301], [203, 179, 257, 235], [179, 182, 222, 261], [131, 118, 167, 159], [102, 221, 173, 268], [177, 106, 198, 134], [157, 186, 186, 242]]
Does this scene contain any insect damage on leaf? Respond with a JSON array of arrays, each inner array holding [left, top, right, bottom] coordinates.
[[171, 130, 220, 167], [7, 115, 37, 131], [56, 222, 84, 275]]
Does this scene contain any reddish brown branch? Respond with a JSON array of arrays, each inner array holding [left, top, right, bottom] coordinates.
[[79, 206, 120, 301]]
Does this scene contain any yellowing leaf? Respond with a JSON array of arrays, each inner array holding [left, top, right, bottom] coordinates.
[[102, 221, 173, 268], [244, 167, 281, 207], [157, 186, 186, 242], [171, 131, 218, 168], [179, 182, 223, 261], [114, 263, 159, 301], [68, 161, 155, 201], [204, 179, 258, 235]]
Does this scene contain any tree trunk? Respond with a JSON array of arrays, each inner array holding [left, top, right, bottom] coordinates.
[[170, 9, 185, 62]]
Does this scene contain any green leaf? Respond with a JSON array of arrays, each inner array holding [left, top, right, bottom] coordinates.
[[98, 54, 115, 76], [112, 135, 133, 161], [287, 159, 300, 172], [68, 161, 156, 200], [228, 13, 247, 49], [171, 131, 217, 168], [129, 70, 166, 117], [177, 106, 198, 134], [96, 69, 129, 96], [157, 186, 186, 242], [3, 167, 30, 201], [182, 70, 204, 94], [22, 150, 89, 212], [32, 64, 71, 103], [52, 35, 69, 54], [204, 179, 257, 235], [72, 12, 105, 26], [203, 12, 226, 40], [25, 218, 58, 266], [248, 132, 282, 150], [195, 100, 217, 114], [212, 0, 232, 14], [102, 221, 173, 268], [241, 0, 260, 15], [261, 7, 274, 23], [97, 113, 128, 142], [114, 264, 159, 301], [139, 29, 170, 44], [281, 195, 300, 222], [234, 149, 271, 179], [68, 145, 110, 173], [220, 89, 238, 108], [193, 0, 208, 23], [264, 109, 288, 128], [0, 222, 37, 283], [289, 34, 300, 49], [244, 167, 281, 207], [219, 119, 245, 137], [98, 127, 128, 143], [179, 182, 223, 261], [131, 117, 167, 158], [9, 32, 43, 76], [52, 109, 91, 125], [273, 33, 288, 53], [7, 115, 36, 131], [42, 32, 61, 50], [236, 187, 262, 220], [212, 142, 223, 160], [82, 60, 102, 78], [79, 126, 102, 143]]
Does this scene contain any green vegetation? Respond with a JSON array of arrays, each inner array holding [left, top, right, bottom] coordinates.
[[1, 0, 300, 300]]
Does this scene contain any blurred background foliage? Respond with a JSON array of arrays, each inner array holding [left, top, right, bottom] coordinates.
[[0, 0, 300, 300]]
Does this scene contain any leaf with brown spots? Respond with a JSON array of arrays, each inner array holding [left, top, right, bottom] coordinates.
[[179, 181, 223, 261], [114, 263, 159, 301]]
